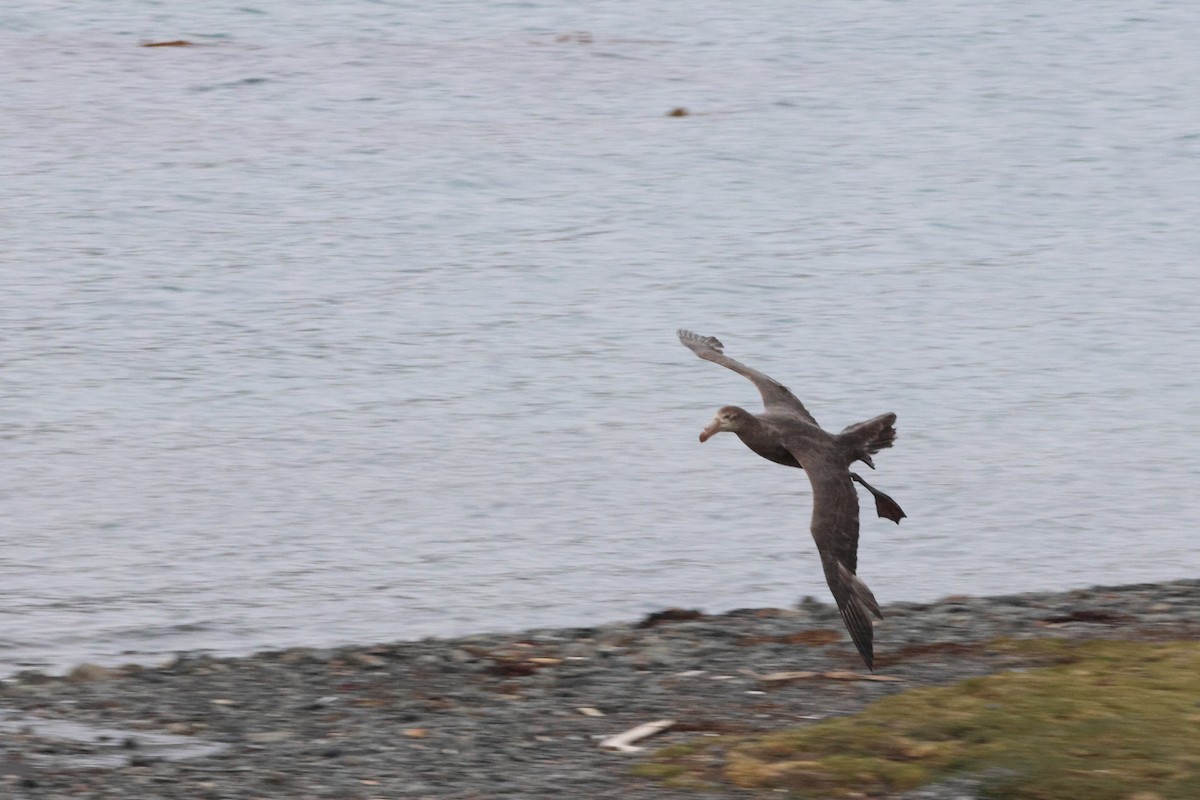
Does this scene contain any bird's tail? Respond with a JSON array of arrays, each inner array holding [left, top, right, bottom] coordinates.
[[835, 561, 883, 670], [838, 412, 897, 469]]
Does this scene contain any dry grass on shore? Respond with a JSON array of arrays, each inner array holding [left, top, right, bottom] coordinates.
[[635, 638, 1200, 799]]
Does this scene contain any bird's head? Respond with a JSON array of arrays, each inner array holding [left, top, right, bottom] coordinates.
[[699, 406, 751, 442]]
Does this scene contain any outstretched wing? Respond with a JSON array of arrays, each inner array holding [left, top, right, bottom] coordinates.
[[677, 329, 817, 423], [790, 448, 882, 670]]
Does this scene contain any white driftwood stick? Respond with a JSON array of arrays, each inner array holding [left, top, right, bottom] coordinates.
[[598, 719, 676, 752], [821, 670, 902, 682], [758, 670, 820, 683]]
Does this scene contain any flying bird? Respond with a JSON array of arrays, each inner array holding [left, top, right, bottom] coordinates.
[[678, 329, 905, 669]]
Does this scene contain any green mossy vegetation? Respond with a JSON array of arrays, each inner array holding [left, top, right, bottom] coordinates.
[[633, 639, 1200, 799]]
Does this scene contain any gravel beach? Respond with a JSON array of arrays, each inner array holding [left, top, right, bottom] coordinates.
[[3, 579, 1198, 799]]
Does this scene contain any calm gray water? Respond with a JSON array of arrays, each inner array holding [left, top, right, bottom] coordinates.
[[3, 1, 1199, 675]]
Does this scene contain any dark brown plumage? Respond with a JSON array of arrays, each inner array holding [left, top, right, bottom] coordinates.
[[678, 329, 904, 670]]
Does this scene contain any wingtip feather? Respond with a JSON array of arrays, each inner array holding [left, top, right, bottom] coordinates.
[[677, 329, 725, 353], [835, 562, 883, 670]]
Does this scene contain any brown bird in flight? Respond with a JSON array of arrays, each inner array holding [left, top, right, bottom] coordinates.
[[678, 329, 905, 670]]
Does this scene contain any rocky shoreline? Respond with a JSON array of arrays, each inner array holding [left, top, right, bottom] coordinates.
[[3, 579, 1198, 799]]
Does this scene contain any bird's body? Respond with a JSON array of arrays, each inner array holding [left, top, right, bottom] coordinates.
[[677, 329, 904, 670], [728, 410, 833, 467]]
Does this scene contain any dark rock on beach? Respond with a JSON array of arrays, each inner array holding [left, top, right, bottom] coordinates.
[[2, 579, 1198, 799]]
